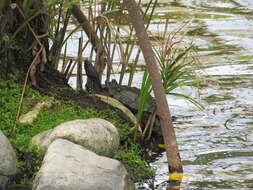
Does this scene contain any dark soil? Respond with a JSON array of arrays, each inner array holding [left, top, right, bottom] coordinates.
[[34, 64, 111, 111]]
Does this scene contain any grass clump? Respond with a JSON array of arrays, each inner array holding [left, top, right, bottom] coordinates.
[[114, 141, 155, 181], [0, 79, 154, 184]]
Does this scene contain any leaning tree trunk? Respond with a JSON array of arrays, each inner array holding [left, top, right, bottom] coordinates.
[[123, 0, 183, 173]]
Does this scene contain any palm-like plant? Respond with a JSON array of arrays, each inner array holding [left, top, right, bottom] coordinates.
[[154, 45, 204, 110], [136, 69, 152, 125], [136, 21, 205, 132], [136, 43, 204, 139]]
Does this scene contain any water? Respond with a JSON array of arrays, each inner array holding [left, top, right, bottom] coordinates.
[[68, 0, 253, 189], [136, 0, 253, 189]]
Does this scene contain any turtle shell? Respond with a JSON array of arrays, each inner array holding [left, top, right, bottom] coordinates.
[[107, 81, 156, 113]]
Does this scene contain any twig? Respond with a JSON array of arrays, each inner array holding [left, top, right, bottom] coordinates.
[[64, 59, 73, 77], [11, 48, 43, 135], [147, 110, 157, 141], [76, 37, 83, 89], [11, 4, 46, 135], [141, 113, 153, 140]]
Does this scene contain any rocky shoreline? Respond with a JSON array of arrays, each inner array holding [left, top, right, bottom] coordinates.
[[0, 119, 135, 190]]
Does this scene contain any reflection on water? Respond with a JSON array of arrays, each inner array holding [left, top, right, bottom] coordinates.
[[136, 0, 253, 189]]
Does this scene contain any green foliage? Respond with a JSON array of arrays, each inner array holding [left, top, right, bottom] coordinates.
[[136, 69, 152, 124], [0, 79, 154, 183], [135, 45, 204, 132], [153, 45, 204, 110], [114, 141, 155, 181], [0, 80, 20, 135]]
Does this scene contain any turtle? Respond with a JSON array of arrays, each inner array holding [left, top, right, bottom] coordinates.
[[105, 79, 156, 114], [105, 79, 165, 151], [83, 64, 166, 151]]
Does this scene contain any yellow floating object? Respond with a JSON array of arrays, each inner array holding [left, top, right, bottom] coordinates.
[[158, 144, 165, 149], [168, 173, 184, 181]]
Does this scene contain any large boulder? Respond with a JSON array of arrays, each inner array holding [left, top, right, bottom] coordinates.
[[0, 130, 17, 175], [30, 118, 119, 156], [0, 130, 17, 188], [33, 139, 135, 190]]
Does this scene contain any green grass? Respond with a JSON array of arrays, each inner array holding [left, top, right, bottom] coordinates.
[[0, 78, 154, 184]]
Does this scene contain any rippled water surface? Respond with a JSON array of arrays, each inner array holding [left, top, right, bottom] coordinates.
[[136, 0, 253, 189], [67, 0, 253, 189]]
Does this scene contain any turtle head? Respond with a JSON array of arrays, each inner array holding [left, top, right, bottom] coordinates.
[[84, 59, 91, 70], [106, 79, 119, 89], [106, 79, 120, 95]]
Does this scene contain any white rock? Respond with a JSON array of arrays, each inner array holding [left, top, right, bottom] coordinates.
[[0, 130, 17, 176], [33, 139, 135, 190], [30, 118, 119, 156]]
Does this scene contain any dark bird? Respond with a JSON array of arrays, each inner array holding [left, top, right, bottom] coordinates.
[[84, 60, 102, 92]]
